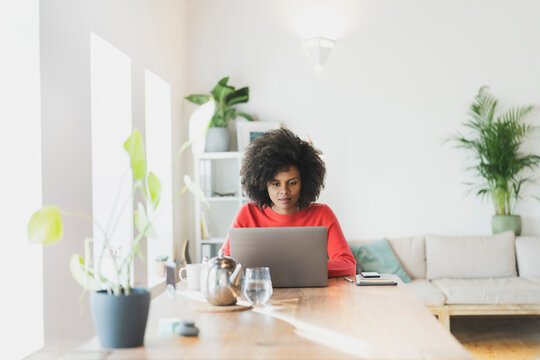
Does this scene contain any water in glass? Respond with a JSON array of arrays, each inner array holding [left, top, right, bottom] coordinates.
[[243, 267, 273, 306]]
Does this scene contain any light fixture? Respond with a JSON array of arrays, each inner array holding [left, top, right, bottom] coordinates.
[[304, 37, 336, 73]]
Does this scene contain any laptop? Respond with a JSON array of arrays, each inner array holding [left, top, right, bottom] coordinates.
[[229, 226, 328, 288]]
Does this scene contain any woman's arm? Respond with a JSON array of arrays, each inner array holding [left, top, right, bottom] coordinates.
[[324, 206, 357, 277]]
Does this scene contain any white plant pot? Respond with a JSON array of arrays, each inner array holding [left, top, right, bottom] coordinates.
[[205, 127, 230, 152]]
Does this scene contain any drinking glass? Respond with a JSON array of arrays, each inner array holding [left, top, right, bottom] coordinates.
[[243, 267, 273, 306]]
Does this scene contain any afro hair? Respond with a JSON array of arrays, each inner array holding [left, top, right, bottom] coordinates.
[[240, 128, 326, 209]]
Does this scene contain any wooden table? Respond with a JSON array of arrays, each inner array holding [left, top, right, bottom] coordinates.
[[51, 277, 471, 359]]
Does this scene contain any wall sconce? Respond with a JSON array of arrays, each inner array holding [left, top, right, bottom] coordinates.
[[304, 37, 336, 73]]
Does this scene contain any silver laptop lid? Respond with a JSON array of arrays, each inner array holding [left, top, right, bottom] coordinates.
[[229, 226, 328, 288]]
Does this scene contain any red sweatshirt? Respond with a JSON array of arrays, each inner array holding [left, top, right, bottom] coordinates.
[[220, 203, 356, 277]]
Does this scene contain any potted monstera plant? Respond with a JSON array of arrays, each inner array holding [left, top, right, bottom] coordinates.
[[185, 76, 254, 152], [27, 129, 204, 348], [451, 86, 540, 235]]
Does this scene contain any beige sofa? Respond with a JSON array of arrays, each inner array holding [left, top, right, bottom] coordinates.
[[349, 231, 540, 330]]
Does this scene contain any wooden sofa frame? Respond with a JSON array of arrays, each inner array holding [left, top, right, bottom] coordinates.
[[427, 304, 540, 330]]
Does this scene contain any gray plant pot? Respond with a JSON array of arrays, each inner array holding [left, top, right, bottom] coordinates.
[[205, 127, 230, 152], [90, 288, 150, 348], [492, 215, 522, 236]]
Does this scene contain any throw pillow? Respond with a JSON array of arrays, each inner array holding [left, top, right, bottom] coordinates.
[[349, 238, 412, 283]]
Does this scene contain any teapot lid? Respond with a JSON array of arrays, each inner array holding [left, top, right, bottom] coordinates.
[[207, 249, 238, 269]]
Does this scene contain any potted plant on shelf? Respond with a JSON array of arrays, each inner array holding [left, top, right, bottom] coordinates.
[[185, 76, 254, 152], [154, 255, 168, 277], [27, 129, 204, 348], [451, 86, 540, 235]]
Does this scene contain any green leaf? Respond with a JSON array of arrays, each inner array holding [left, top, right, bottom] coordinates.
[[185, 94, 210, 105], [134, 202, 157, 239], [28, 206, 63, 245], [211, 78, 234, 105], [210, 113, 226, 127], [70, 254, 101, 290], [123, 129, 146, 180], [237, 112, 254, 122], [217, 77, 230, 87], [147, 172, 161, 209], [225, 87, 249, 107], [223, 108, 236, 124]]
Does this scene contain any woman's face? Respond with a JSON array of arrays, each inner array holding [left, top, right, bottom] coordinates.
[[267, 166, 301, 215]]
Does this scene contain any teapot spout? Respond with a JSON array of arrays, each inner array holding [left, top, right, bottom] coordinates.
[[229, 263, 243, 286]]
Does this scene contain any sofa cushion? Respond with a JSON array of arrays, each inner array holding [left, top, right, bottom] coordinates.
[[432, 278, 540, 304], [425, 231, 516, 279], [516, 236, 540, 278], [406, 279, 446, 306], [349, 238, 412, 283], [387, 236, 426, 279]]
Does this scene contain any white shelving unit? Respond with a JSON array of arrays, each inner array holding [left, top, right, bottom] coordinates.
[[193, 151, 245, 262]]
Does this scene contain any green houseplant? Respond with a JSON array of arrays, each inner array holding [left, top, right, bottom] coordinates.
[[185, 76, 254, 152], [451, 86, 540, 235], [27, 129, 203, 348]]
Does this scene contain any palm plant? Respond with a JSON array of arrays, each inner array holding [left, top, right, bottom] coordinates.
[[452, 86, 540, 215]]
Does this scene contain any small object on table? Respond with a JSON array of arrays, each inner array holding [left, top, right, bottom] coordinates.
[[355, 273, 397, 286], [166, 284, 176, 297], [175, 320, 199, 337], [243, 267, 273, 306], [360, 271, 380, 278], [159, 317, 181, 334]]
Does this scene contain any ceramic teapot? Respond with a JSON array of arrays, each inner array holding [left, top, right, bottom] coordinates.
[[200, 250, 243, 306]]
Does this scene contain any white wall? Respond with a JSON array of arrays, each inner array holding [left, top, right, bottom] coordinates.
[[186, 0, 540, 239], [40, 0, 93, 345], [0, 1, 44, 358], [40, 0, 189, 344]]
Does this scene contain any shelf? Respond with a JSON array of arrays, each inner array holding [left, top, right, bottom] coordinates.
[[194, 152, 242, 262], [196, 151, 242, 160]]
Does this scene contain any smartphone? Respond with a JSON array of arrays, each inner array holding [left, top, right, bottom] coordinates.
[[360, 271, 380, 278]]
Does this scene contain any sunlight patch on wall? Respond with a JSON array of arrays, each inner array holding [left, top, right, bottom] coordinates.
[[90, 32, 133, 283], [144, 70, 173, 285]]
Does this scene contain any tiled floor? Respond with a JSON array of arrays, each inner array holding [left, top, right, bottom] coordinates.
[[451, 316, 540, 360]]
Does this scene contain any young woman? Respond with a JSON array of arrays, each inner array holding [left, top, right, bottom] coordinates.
[[220, 128, 356, 277]]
